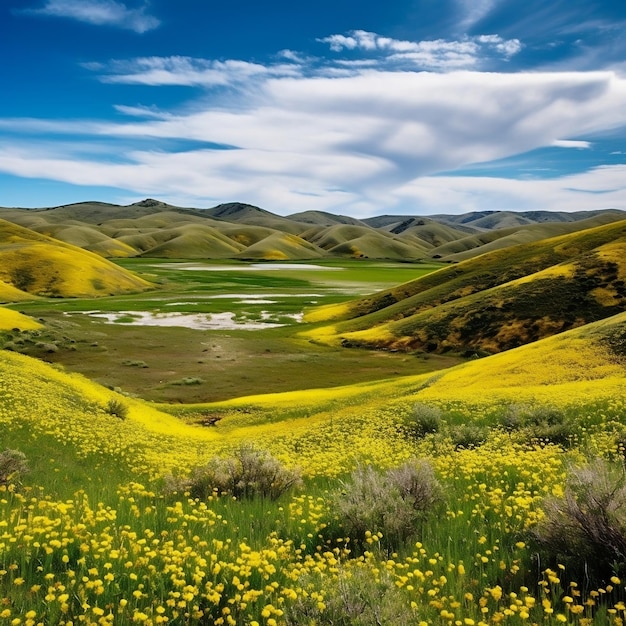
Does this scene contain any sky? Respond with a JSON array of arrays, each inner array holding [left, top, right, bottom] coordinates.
[[1, 0, 626, 217]]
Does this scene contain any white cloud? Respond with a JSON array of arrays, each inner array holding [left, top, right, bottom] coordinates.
[[552, 140, 591, 149], [455, 0, 498, 33], [317, 30, 522, 70], [23, 0, 159, 33], [94, 56, 302, 86], [392, 165, 626, 215], [112, 104, 171, 119], [2, 42, 626, 216]]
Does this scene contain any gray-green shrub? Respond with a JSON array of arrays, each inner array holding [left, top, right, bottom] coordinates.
[[449, 424, 487, 450], [167, 444, 302, 501], [532, 458, 626, 583], [0, 449, 29, 487], [332, 460, 441, 550], [402, 402, 442, 438], [285, 568, 418, 626], [500, 403, 576, 446]]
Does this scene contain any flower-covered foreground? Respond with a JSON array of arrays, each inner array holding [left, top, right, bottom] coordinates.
[[3, 313, 626, 624]]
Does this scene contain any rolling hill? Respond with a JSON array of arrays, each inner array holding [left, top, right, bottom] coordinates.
[[234, 231, 327, 260], [0, 219, 152, 297], [303, 224, 429, 259], [303, 219, 626, 355], [1, 200, 623, 263]]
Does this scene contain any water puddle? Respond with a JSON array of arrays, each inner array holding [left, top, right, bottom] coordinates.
[[152, 262, 342, 272], [70, 310, 302, 330]]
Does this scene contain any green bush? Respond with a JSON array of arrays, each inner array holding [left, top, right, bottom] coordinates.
[[0, 449, 29, 487], [402, 402, 442, 438], [332, 460, 441, 550], [500, 403, 562, 431], [105, 398, 129, 420], [532, 459, 626, 583], [171, 377, 204, 386], [500, 403, 576, 446], [167, 444, 302, 501], [121, 360, 149, 368], [449, 423, 487, 450]]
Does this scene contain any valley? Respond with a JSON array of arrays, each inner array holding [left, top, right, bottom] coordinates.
[[5, 259, 459, 402], [2, 203, 626, 625]]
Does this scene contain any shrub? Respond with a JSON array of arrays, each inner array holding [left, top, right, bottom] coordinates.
[[532, 459, 626, 583], [0, 449, 29, 487], [529, 420, 577, 447], [332, 460, 441, 550], [168, 444, 302, 501], [105, 398, 129, 420], [449, 423, 487, 450], [402, 402, 442, 438], [500, 403, 562, 431], [500, 403, 576, 446], [121, 360, 148, 368], [285, 568, 418, 626], [171, 377, 204, 386]]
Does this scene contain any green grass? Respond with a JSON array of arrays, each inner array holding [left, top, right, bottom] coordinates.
[[2, 259, 454, 403]]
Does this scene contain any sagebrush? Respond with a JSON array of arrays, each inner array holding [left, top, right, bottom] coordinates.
[[331, 460, 441, 550], [166, 444, 302, 500]]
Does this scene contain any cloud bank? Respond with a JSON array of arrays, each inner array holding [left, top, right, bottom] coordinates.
[[1, 29, 625, 215]]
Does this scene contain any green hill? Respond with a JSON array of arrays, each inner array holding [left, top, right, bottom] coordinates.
[[2, 201, 625, 263], [207, 202, 305, 234], [304, 224, 429, 259], [303, 219, 626, 354], [287, 210, 369, 227], [234, 231, 327, 260]]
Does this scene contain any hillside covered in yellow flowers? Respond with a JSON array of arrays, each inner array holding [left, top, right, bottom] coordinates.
[[4, 211, 626, 625], [304, 219, 626, 354], [0, 219, 151, 298]]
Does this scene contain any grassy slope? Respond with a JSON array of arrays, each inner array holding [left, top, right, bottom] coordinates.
[[2, 308, 625, 487], [302, 224, 429, 259], [4, 310, 626, 625], [0, 219, 152, 297], [30, 222, 138, 257], [234, 231, 327, 260], [136, 224, 246, 258], [0, 279, 35, 303], [0, 306, 41, 330], [431, 211, 626, 262], [206, 309, 626, 419], [302, 219, 626, 353]]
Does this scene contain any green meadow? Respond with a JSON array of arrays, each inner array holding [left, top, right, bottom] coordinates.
[[5, 259, 458, 402]]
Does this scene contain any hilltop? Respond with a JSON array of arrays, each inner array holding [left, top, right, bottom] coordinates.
[[1, 199, 623, 262]]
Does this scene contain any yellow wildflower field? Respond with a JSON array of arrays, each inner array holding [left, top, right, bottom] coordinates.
[[2, 312, 626, 624]]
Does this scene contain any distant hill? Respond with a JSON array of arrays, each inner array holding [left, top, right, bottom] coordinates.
[[430, 212, 626, 262], [364, 209, 625, 232], [206, 202, 305, 234], [287, 210, 369, 227], [0, 200, 624, 264], [303, 219, 626, 355]]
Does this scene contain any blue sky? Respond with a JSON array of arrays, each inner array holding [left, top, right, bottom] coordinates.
[[1, 0, 626, 216]]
